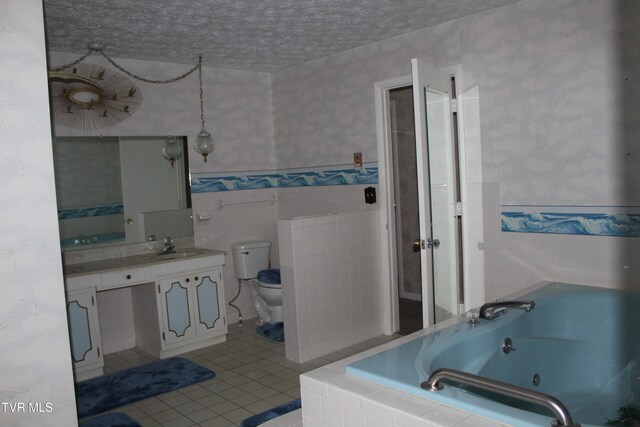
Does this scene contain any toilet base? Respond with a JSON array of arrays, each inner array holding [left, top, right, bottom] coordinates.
[[268, 305, 283, 323]]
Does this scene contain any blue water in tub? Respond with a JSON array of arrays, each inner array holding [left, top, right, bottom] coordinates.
[[346, 283, 640, 426]]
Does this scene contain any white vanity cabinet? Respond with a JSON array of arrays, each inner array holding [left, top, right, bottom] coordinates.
[[66, 287, 104, 381], [63, 248, 227, 378], [148, 269, 227, 357], [132, 268, 227, 359]]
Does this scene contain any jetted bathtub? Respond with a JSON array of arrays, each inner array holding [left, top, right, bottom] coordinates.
[[346, 283, 640, 426]]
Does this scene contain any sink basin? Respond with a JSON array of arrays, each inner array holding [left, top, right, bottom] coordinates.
[[156, 248, 208, 260]]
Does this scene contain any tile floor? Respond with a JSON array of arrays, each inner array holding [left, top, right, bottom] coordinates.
[[96, 321, 398, 426]]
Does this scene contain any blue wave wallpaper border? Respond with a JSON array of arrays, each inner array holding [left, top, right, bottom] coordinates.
[[501, 211, 640, 237], [190, 163, 378, 193], [58, 204, 124, 220]]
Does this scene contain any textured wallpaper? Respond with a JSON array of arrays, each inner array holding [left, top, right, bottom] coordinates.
[[0, 1, 77, 425], [272, 0, 640, 208], [49, 52, 277, 175]]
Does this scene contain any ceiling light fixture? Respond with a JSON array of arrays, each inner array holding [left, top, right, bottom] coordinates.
[[162, 135, 183, 167], [48, 44, 214, 162], [194, 56, 214, 162]]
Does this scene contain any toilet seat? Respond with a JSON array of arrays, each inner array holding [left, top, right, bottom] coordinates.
[[257, 280, 281, 289]]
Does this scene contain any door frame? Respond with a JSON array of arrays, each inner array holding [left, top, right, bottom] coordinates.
[[375, 65, 473, 334]]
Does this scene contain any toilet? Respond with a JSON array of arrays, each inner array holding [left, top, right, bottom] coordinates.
[[231, 241, 283, 324]]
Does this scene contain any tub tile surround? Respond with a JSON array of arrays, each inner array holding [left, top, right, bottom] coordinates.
[[299, 323, 510, 427], [278, 210, 384, 363]]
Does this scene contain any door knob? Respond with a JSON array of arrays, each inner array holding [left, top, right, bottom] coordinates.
[[413, 239, 423, 252], [127, 218, 133, 225]]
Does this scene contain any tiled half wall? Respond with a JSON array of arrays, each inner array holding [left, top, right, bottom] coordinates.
[[278, 211, 384, 363]]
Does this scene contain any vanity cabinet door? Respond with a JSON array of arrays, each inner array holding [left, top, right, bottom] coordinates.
[[193, 269, 226, 338], [158, 277, 197, 345], [66, 288, 103, 374]]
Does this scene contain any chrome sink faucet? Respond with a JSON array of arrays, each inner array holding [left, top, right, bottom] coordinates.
[[479, 300, 535, 320], [158, 236, 175, 255]]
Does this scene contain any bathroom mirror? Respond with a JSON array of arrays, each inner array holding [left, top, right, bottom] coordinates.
[[52, 136, 192, 249]]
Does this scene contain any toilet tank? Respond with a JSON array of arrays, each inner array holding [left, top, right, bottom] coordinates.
[[231, 241, 272, 279]]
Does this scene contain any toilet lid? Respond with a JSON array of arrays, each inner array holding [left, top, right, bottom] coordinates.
[[257, 280, 281, 289]]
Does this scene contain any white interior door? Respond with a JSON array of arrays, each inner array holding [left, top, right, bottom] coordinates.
[[411, 58, 459, 327]]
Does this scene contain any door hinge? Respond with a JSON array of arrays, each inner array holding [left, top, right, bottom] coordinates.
[[162, 332, 165, 341], [91, 296, 95, 306], [455, 201, 463, 217], [451, 98, 458, 113], [157, 284, 160, 293], [97, 346, 100, 357]]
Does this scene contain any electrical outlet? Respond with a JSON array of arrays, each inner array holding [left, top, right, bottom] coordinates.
[[353, 152, 363, 167]]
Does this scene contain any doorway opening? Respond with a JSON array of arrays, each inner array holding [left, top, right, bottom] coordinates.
[[380, 63, 464, 335], [389, 86, 423, 335]]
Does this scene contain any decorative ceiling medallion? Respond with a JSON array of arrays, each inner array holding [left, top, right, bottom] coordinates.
[[49, 63, 143, 130]]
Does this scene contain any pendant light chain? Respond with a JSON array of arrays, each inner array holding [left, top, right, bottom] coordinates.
[[48, 48, 200, 85], [198, 56, 205, 128], [48, 45, 215, 161], [48, 50, 94, 72]]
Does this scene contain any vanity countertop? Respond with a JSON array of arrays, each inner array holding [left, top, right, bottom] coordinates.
[[64, 248, 226, 278]]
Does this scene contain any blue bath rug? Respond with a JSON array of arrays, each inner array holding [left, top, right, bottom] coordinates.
[[75, 357, 215, 418], [240, 398, 301, 427], [256, 322, 285, 342], [79, 412, 141, 427]]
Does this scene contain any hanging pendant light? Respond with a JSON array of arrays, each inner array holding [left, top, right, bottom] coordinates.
[[162, 135, 182, 167], [194, 56, 214, 162]]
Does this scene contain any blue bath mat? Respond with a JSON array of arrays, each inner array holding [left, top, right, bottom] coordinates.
[[240, 399, 301, 427], [79, 412, 141, 427], [256, 322, 285, 342], [75, 357, 215, 418]]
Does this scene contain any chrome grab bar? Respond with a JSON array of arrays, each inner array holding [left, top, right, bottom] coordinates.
[[420, 368, 580, 427]]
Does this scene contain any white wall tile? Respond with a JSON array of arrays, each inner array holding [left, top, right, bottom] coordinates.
[[321, 396, 344, 427], [420, 406, 468, 427], [343, 405, 367, 427], [453, 415, 505, 427], [366, 414, 393, 427], [395, 411, 437, 427], [393, 397, 439, 417], [282, 210, 384, 362], [301, 389, 324, 424]]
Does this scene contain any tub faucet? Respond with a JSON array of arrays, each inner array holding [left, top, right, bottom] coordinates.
[[479, 300, 535, 320], [158, 236, 175, 255]]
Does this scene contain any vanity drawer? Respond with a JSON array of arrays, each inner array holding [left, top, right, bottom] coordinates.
[[65, 274, 101, 291], [101, 267, 153, 289]]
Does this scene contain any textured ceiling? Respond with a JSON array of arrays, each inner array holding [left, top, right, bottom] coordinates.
[[43, 0, 520, 72]]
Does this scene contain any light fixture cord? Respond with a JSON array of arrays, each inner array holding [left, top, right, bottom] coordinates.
[[48, 49, 200, 84], [198, 56, 205, 129], [48, 50, 94, 72]]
